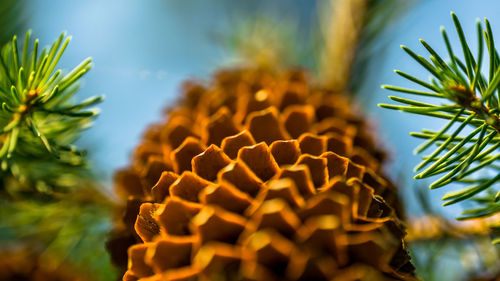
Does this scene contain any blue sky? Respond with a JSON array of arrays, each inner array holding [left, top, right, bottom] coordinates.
[[26, 0, 500, 215]]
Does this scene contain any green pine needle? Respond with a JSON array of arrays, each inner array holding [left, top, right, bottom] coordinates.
[[0, 31, 102, 196], [381, 12, 500, 230]]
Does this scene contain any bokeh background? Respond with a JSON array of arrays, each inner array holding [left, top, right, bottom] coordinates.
[[3, 0, 500, 280], [22, 0, 498, 198]]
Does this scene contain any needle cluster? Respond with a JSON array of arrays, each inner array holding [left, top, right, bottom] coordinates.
[[380, 13, 500, 236], [0, 31, 102, 196]]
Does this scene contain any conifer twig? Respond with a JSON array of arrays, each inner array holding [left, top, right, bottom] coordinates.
[[0, 31, 102, 196], [380, 12, 500, 238]]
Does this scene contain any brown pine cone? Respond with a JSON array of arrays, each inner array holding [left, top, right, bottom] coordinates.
[[109, 67, 414, 280]]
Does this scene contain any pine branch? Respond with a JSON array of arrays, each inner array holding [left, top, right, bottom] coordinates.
[[318, 0, 367, 91], [0, 30, 112, 278], [318, 0, 413, 93], [0, 184, 117, 281], [0, 31, 102, 197], [380, 12, 500, 235], [407, 214, 498, 243]]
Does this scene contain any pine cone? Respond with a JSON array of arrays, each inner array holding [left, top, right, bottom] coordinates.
[[109, 67, 414, 280]]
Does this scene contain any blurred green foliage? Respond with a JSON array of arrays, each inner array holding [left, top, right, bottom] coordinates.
[[0, 188, 117, 281], [0, 0, 26, 46]]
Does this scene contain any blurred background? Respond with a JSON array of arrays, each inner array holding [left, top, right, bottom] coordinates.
[[2, 0, 500, 280]]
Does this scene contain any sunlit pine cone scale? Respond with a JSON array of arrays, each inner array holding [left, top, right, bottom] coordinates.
[[111, 67, 415, 280]]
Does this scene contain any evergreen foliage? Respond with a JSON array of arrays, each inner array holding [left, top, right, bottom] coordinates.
[[380, 12, 500, 237], [0, 31, 102, 197], [0, 31, 113, 280], [0, 187, 116, 281]]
